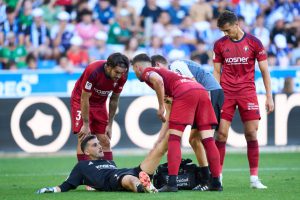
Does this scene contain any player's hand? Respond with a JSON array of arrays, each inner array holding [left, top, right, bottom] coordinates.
[[157, 106, 166, 123], [78, 124, 90, 142], [164, 96, 173, 104], [265, 96, 274, 114], [36, 187, 56, 194], [105, 125, 112, 139]]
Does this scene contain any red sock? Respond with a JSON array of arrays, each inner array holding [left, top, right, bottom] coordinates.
[[215, 140, 226, 172], [103, 151, 113, 160], [202, 137, 220, 178], [167, 134, 182, 175], [247, 140, 259, 176], [77, 154, 89, 161]]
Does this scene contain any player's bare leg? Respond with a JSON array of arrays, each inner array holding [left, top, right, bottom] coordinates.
[[215, 118, 231, 183], [189, 129, 210, 185], [140, 103, 171, 175], [96, 134, 113, 160], [140, 122, 169, 175], [121, 174, 157, 193], [189, 129, 208, 166], [244, 120, 267, 189]]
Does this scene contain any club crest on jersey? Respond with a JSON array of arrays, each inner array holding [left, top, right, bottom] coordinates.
[[243, 46, 249, 52], [85, 81, 92, 90], [113, 82, 118, 87]]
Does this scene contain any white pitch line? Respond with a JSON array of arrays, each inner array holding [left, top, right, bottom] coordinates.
[[1, 167, 300, 177]]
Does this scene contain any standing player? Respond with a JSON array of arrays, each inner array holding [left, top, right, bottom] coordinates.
[[150, 55, 224, 189], [132, 54, 222, 192], [71, 53, 129, 162], [213, 10, 274, 189], [36, 135, 157, 193]]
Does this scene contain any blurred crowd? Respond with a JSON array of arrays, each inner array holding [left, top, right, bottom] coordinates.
[[0, 0, 300, 71]]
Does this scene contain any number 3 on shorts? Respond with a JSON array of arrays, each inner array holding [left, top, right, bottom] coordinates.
[[76, 110, 81, 121]]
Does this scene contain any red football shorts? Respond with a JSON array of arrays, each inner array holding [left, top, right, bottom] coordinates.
[[71, 101, 108, 134], [221, 95, 261, 122], [169, 89, 218, 131]]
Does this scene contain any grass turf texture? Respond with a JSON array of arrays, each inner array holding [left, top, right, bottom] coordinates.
[[0, 152, 299, 200]]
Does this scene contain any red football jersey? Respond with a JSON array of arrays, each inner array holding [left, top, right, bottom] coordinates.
[[213, 33, 267, 98], [71, 60, 127, 107], [140, 67, 205, 97]]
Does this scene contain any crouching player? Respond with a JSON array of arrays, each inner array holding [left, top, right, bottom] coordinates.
[[36, 135, 157, 194]]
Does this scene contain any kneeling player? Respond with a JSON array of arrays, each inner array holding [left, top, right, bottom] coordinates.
[[36, 135, 157, 194]]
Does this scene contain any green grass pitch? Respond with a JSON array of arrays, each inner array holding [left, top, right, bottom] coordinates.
[[0, 152, 299, 200]]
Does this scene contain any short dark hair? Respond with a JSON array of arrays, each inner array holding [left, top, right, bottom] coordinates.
[[150, 55, 168, 67], [217, 10, 238, 28], [131, 53, 151, 65], [107, 52, 130, 70], [6, 6, 15, 14], [80, 135, 96, 153]]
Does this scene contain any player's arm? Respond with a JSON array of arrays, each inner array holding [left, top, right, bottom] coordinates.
[[36, 163, 83, 194], [106, 92, 120, 139], [213, 62, 222, 83], [258, 60, 274, 114], [79, 90, 92, 139], [148, 72, 166, 122]]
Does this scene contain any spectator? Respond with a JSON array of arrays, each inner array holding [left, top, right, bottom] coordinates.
[[152, 11, 175, 45], [18, 0, 33, 29], [179, 16, 197, 51], [123, 37, 144, 61], [166, 0, 188, 25], [267, 52, 278, 67], [0, 32, 27, 69], [238, 15, 251, 33], [236, 0, 261, 26], [115, 0, 139, 32], [252, 14, 270, 48], [0, 6, 25, 46], [51, 11, 74, 60], [212, 0, 232, 19], [88, 31, 113, 61], [190, 40, 210, 65], [75, 9, 102, 49], [269, 34, 291, 68], [40, 0, 63, 28], [291, 38, 300, 65], [196, 18, 223, 50], [164, 29, 190, 61], [24, 8, 52, 59], [0, 0, 7, 25], [25, 52, 37, 70], [53, 53, 74, 73], [146, 36, 164, 56], [93, 0, 115, 26], [282, 77, 294, 95], [190, 0, 212, 32], [107, 15, 132, 45], [67, 35, 89, 68], [139, 0, 162, 28]]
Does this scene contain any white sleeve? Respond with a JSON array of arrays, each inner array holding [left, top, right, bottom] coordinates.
[[170, 60, 194, 78]]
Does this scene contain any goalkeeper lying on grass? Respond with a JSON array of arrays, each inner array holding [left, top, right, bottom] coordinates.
[[36, 135, 157, 194]]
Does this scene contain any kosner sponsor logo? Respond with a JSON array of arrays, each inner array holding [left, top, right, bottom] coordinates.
[[225, 57, 249, 65]]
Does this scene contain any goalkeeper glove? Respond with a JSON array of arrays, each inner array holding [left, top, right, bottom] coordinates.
[[36, 187, 58, 194]]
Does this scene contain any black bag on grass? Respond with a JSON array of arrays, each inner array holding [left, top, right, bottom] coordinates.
[[153, 158, 201, 190]]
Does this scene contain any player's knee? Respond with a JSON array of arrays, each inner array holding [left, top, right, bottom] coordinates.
[[189, 136, 198, 148], [216, 129, 228, 141], [244, 130, 257, 141]]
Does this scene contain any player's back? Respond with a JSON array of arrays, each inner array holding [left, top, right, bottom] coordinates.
[[142, 67, 205, 97], [170, 59, 221, 91]]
